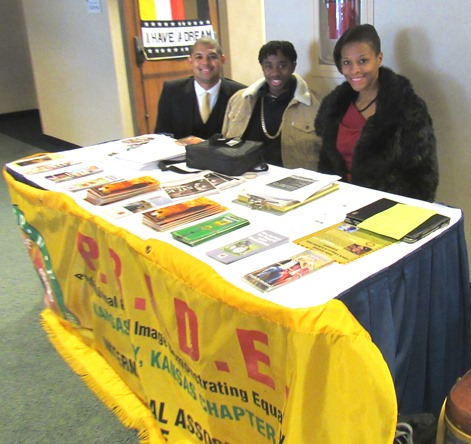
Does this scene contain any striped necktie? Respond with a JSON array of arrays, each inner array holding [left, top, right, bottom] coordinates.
[[200, 92, 210, 124]]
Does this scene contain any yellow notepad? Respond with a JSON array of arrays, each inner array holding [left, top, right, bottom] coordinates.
[[358, 204, 437, 240]]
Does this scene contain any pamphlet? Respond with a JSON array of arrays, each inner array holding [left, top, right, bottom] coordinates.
[[161, 175, 218, 199], [294, 223, 395, 264], [104, 191, 173, 218], [235, 183, 339, 214], [8, 153, 65, 169], [206, 230, 289, 264], [84, 176, 160, 204], [242, 250, 333, 293], [201, 171, 244, 191], [142, 196, 227, 231], [175, 135, 205, 146], [65, 175, 122, 192], [21, 159, 80, 175], [242, 169, 340, 202], [236, 168, 340, 213], [44, 165, 103, 183], [171, 213, 250, 246], [112, 134, 186, 170], [159, 171, 243, 201]]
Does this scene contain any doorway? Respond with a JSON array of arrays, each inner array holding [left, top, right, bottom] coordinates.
[[120, 0, 221, 136]]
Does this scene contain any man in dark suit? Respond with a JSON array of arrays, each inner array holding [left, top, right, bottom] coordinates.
[[154, 37, 246, 140]]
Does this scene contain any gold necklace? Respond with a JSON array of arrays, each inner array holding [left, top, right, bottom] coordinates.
[[260, 97, 284, 139]]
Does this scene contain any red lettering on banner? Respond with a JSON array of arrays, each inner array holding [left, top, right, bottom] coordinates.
[[77, 232, 99, 270], [174, 299, 199, 361], [108, 248, 122, 280], [236, 329, 275, 390], [108, 247, 123, 297]]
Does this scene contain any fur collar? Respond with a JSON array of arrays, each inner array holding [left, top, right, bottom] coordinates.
[[325, 67, 414, 125]]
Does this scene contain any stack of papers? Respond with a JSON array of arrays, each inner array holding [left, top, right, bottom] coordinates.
[[142, 196, 227, 231], [85, 176, 160, 205], [236, 168, 340, 213], [113, 135, 186, 170], [171, 213, 250, 246]]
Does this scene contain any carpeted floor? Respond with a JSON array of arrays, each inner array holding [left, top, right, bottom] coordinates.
[[0, 111, 138, 443]]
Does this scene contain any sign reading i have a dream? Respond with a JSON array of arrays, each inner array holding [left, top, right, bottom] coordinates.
[[138, 0, 215, 60]]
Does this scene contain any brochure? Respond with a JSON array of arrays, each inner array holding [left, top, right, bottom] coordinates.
[[65, 175, 122, 192], [294, 223, 395, 264], [159, 171, 244, 201], [160, 175, 219, 200], [21, 159, 80, 175], [201, 171, 244, 191], [236, 168, 340, 213], [242, 250, 333, 293], [175, 135, 205, 146], [171, 213, 250, 246], [142, 196, 227, 231], [8, 153, 65, 169], [84, 176, 160, 204], [104, 191, 173, 218], [112, 134, 186, 170], [206, 230, 289, 264], [44, 165, 103, 183], [235, 183, 339, 214]]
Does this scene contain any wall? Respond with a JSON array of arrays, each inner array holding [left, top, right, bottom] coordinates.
[[21, 0, 133, 146], [263, 0, 339, 97], [373, 0, 471, 236], [218, 1, 266, 86], [0, 0, 37, 114], [262, 0, 471, 272]]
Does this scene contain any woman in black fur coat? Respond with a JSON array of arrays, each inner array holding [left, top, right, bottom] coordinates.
[[315, 24, 438, 202]]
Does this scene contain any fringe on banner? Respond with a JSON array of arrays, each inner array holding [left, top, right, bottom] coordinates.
[[40, 307, 165, 444]]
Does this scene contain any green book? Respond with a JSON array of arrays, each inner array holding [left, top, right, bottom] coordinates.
[[171, 213, 250, 246]]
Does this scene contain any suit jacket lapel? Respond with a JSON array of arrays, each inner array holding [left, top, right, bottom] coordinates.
[[182, 78, 198, 131]]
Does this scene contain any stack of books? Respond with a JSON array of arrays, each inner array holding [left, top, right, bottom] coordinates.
[[85, 176, 161, 205], [142, 196, 227, 232]]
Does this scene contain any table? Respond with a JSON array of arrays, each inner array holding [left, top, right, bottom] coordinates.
[[338, 215, 471, 416], [4, 139, 471, 443]]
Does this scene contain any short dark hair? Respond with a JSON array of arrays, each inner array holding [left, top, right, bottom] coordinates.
[[333, 24, 381, 72], [258, 41, 297, 64], [190, 37, 223, 56]]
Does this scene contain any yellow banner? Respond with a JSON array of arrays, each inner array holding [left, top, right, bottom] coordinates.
[[5, 169, 398, 443]]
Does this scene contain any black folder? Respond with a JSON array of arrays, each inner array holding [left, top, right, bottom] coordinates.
[[345, 198, 450, 243]]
